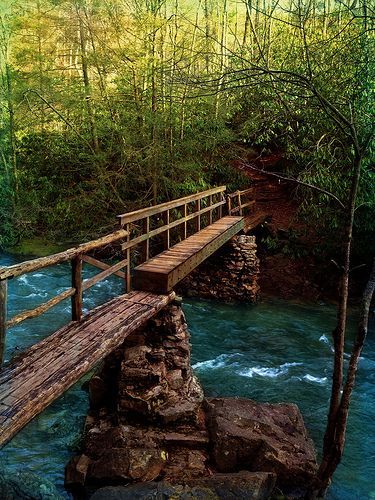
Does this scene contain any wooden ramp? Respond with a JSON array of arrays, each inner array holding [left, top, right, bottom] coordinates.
[[0, 290, 174, 447], [133, 216, 244, 293]]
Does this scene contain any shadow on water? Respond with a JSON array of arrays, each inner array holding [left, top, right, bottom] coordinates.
[[0, 252, 374, 499]]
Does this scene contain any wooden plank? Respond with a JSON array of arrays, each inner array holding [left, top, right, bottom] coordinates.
[[0, 229, 128, 280], [1, 293, 173, 434], [117, 186, 226, 225], [82, 255, 126, 279], [71, 256, 83, 321], [0, 294, 141, 386], [0, 280, 7, 366], [1, 302, 147, 404], [82, 259, 128, 291], [6, 287, 75, 328], [133, 217, 244, 293], [0, 291, 175, 447]]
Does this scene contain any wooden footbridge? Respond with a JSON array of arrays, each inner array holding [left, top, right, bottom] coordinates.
[[0, 186, 266, 447]]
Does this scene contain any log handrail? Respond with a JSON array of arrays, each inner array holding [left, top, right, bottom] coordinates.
[[0, 229, 130, 363], [0, 185, 256, 366], [117, 186, 226, 225], [0, 229, 128, 280]]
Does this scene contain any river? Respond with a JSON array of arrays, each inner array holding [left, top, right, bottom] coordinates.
[[0, 252, 374, 499]]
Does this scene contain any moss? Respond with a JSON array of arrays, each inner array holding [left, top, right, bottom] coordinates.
[[5, 237, 70, 257]]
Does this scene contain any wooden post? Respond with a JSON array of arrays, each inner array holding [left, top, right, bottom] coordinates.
[[140, 217, 150, 262], [219, 193, 224, 218], [227, 195, 232, 216], [193, 200, 200, 233], [161, 210, 170, 249], [71, 255, 83, 321], [184, 203, 187, 239], [197, 199, 201, 231], [237, 191, 243, 216], [0, 279, 7, 366], [126, 223, 131, 292], [209, 194, 213, 224]]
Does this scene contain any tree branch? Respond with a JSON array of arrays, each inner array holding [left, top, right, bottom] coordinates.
[[238, 159, 346, 209]]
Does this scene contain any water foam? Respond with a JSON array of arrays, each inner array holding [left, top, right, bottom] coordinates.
[[238, 361, 303, 379], [192, 353, 242, 371], [303, 374, 327, 384]]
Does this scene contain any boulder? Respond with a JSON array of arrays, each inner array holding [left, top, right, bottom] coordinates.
[[89, 471, 276, 499], [205, 397, 317, 488]]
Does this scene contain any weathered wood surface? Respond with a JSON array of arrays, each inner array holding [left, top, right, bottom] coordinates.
[[6, 288, 76, 328], [0, 229, 128, 280], [82, 258, 128, 291], [82, 255, 126, 279], [0, 290, 174, 447], [133, 216, 244, 293], [71, 256, 83, 321]]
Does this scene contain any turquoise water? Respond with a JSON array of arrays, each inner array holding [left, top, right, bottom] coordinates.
[[0, 252, 374, 499]]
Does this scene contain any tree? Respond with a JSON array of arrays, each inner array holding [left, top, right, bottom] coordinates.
[[196, 0, 374, 494]]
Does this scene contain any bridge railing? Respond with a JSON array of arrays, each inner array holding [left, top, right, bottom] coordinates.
[[117, 186, 227, 291], [0, 230, 129, 365], [0, 184, 251, 366], [227, 187, 255, 216]]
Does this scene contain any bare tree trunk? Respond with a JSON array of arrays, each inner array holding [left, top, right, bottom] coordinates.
[[215, 0, 228, 118], [180, 0, 201, 141], [4, 62, 17, 199], [75, 1, 99, 152], [36, 0, 46, 131]]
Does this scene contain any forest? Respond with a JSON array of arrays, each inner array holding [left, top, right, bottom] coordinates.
[[0, 0, 373, 260], [0, 0, 374, 498]]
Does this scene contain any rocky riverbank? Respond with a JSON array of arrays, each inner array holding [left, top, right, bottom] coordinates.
[[66, 301, 317, 499]]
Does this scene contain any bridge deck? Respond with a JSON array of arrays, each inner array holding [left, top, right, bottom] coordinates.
[[133, 216, 244, 293], [0, 290, 174, 447]]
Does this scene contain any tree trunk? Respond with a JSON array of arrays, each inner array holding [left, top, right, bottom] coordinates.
[[76, 2, 99, 153]]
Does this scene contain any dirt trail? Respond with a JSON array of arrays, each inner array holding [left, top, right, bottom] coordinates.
[[233, 156, 327, 301]]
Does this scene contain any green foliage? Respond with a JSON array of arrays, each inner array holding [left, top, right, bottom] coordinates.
[[0, 0, 373, 260]]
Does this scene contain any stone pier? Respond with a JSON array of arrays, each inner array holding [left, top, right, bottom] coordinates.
[[177, 235, 260, 302], [66, 302, 317, 499]]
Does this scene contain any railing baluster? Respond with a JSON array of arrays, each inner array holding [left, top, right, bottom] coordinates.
[[0, 279, 7, 366], [162, 210, 170, 249], [237, 191, 242, 216], [227, 195, 232, 216], [71, 255, 83, 321], [141, 217, 150, 262], [166, 210, 170, 248], [209, 195, 213, 224], [193, 200, 199, 233], [197, 199, 201, 231], [126, 223, 131, 292], [184, 203, 187, 239]]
